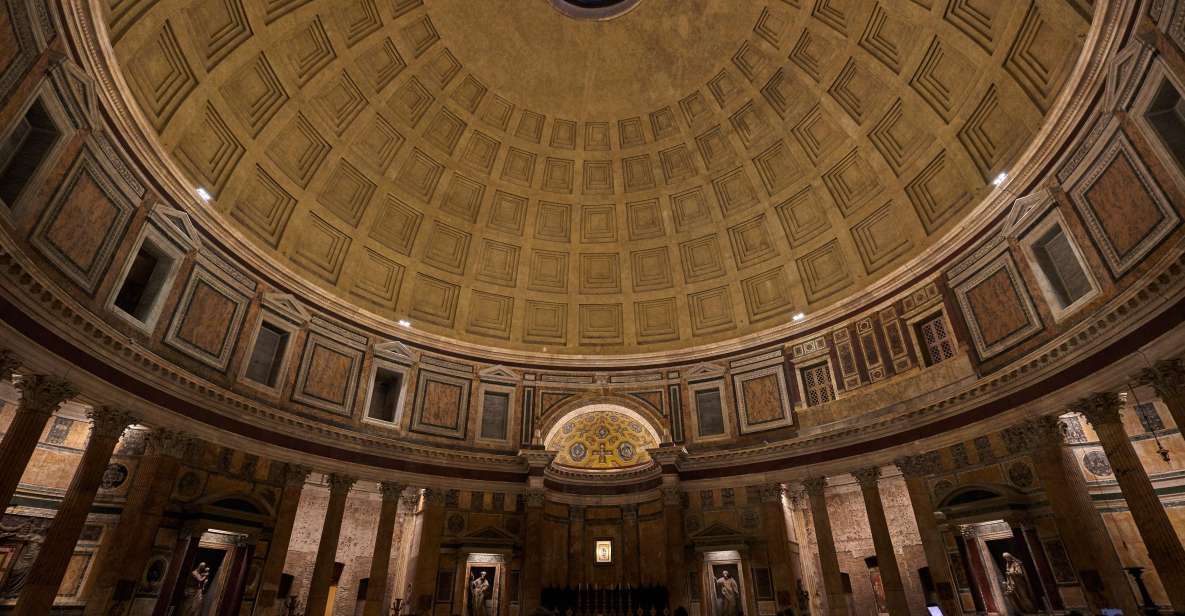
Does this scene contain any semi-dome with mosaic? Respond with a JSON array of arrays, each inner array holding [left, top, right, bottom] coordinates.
[[111, 0, 1088, 356], [546, 407, 661, 470]]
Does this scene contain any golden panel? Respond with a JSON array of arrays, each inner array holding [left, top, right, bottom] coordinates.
[[548, 409, 659, 470]]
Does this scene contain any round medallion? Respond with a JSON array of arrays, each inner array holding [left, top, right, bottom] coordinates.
[[175, 471, 204, 501], [932, 479, 955, 499], [447, 513, 465, 534], [1007, 462, 1035, 488], [1083, 451, 1113, 476], [100, 463, 129, 490], [562, 421, 574, 434], [596, 425, 611, 439], [618, 441, 636, 460], [569, 442, 588, 462]]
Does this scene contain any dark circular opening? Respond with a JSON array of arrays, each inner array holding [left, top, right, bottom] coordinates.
[[551, 0, 641, 20]]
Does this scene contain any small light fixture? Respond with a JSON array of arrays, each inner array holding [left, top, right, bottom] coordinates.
[[196, 187, 213, 202], [991, 172, 1008, 187], [397, 319, 411, 327], [792, 312, 806, 322]]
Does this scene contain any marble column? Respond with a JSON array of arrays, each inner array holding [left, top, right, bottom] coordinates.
[[622, 503, 640, 582], [409, 488, 447, 616], [0, 374, 77, 510], [364, 481, 405, 616], [802, 477, 848, 616], [253, 463, 312, 616], [15, 406, 135, 615], [759, 484, 795, 611], [568, 503, 586, 584], [1137, 358, 1185, 430], [86, 429, 198, 616], [893, 453, 961, 616], [306, 473, 357, 616], [520, 489, 545, 613], [1002, 416, 1139, 614], [1073, 392, 1185, 612], [851, 467, 909, 616], [662, 485, 688, 610]]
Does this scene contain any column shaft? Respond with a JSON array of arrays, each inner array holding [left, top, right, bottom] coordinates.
[[1019, 419, 1139, 614], [86, 430, 193, 616], [0, 375, 77, 510], [1138, 359, 1185, 431], [1075, 393, 1185, 612], [253, 464, 310, 616], [663, 487, 688, 610], [622, 504, 640, 583], [410, 490, 446, 616], [852, 468, 909, 616], [520, 491, 545, 613], [15, 407, 134, 615], [306, 474, 356, 616], [759, 485, 796, 612], [803, 478, 848, 616], [895, 455, 961, 616], [568, 504, 585, 584], [364, 482, 405, 616]]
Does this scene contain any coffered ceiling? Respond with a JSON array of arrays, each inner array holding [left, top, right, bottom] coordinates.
[[107, 0, 1090, 354]]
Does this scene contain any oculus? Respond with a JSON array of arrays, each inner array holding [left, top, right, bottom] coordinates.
[[550, 0, 642, 20]]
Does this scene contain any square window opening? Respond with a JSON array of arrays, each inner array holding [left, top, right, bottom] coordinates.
[[367, 368, 404, 423], [1031, 224, 1093, 309], [1145, 78, 1185, 172], [914, 312, 955, 367], [799, 363, 835, 407], [244, 322, 290, 387], [112, 238, 177, 325], [0, 98, 63, 207]]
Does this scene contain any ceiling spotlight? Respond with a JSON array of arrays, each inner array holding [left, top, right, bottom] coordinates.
[[397, 319, 411, 327], [792, 312, 806, 322], [196, 187, 213, 202], [992, 172, 1008, 187]]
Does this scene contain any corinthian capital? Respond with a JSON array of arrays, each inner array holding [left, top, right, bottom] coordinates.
[[1136, 358, 1185, 399], [894, 452, 942, 478], [380, 481, 406, 502], [282, 463, 312, 487], [759, 483, 785, 503], [1070, 392, 1123, 427], [852, 466, 882, 489], [327, 473, 357, 494], [1001, 415, 1063, 454], [15, 374, 77, 415], [801, 477, 828, 497], [88, 407, 138, 439], [0, 350, 19, 383]]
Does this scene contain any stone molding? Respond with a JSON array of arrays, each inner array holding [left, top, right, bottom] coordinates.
[[1070, 392, 1124, 427], [759, 483, 784, 503], [87, 406, 137, 439], [661, 486, 681, 506], [526, 489, 546, 508], [146, 428, 199, 460], [852, 466, 882, 489], [14, 375, 77, 415], [1000, 415, 1064, 454]]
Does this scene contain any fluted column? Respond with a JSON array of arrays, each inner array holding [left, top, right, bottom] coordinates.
[[253, 463, 311, 616], [894, 453, 961, 616], [662, 485, 688, 609], [409, 488, 446, 616], [803, 477, 848, 616], [0, 374, 77, 510], [306, 473, 356, 616], [364, 481, 405, 616], [87, 429, 199, 616], [1137, 358, 1185, 430], [15, 407, 135, 615], [520, 489, 545, 613], [758, 484, 796, 612], [1001, 416, 1139, 614], [851, 467, 909, 616], [1074, 392, 1185, 612]]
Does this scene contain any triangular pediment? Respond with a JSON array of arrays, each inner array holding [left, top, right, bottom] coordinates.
[[479, 365, 519, 382], [686, 362, 725, 379], [691, 522, 744, 539], [1104, 36, 1155, 112], [262, 293, 311, 325], [150, 205, 201, 252], [1002, 189, 1054, 239], [375, 340, 418, 364]]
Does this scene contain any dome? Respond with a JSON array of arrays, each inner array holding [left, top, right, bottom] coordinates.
[[108, 0, 1089, 358]]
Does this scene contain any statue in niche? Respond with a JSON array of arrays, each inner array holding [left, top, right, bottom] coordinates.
[[469, 570, 491, 616], [714, 568, 741, 616], [180, 562, 211, 616], [1001, 553, 1036, 615]]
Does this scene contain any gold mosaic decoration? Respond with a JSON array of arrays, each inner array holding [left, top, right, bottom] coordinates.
[[549, 410, 658, 470]]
